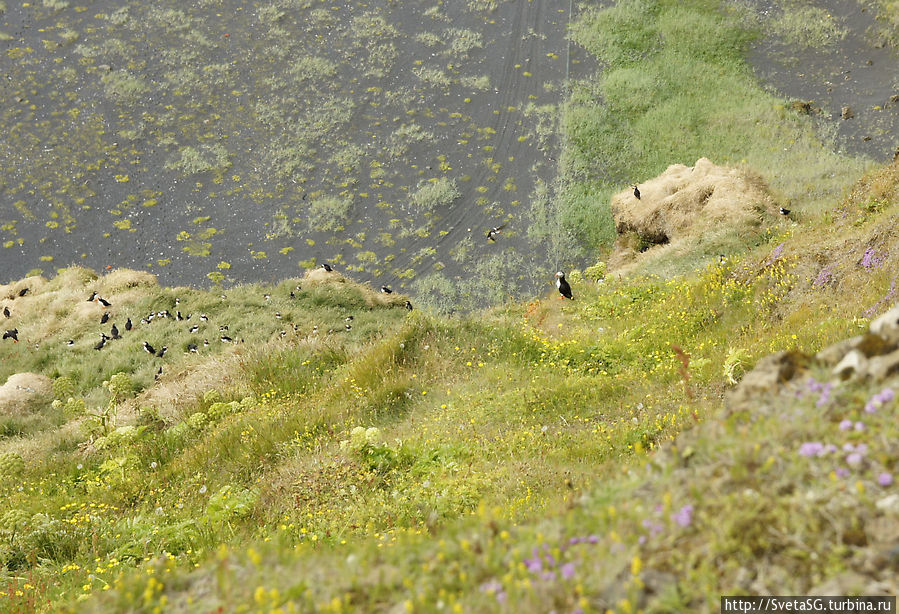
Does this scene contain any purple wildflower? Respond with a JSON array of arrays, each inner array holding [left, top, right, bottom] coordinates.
[[878, 473, 894, 487], [846, 453, 863, 467], [839, 419, 853, 431], [861, 247, 884, 271], [842, 443, 855, 452], [638, 535, 647, 545], [561, 562, 576, 579], [800, 442, 825, 457], [813, 265, 835, 288], [835, 467, 850, 478], [672, 504, 694, 528], [854, 421, 865, 431], [587, 535, 599, 544]]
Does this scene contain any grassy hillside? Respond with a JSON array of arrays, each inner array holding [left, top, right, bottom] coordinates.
[[0, 157, 897, 611]]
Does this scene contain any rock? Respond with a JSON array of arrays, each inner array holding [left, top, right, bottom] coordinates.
[[866, 347, 899, 381], [817, 336, 862, 367], [833, 349, 868, 380], [870, 304, 899, 345], [842, 106, 855, 119], [876, 494, 899, 514], [810, 571, 868, 595], [726, 350, 808, 409]]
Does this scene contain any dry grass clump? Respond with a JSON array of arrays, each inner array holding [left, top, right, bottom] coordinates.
[[302, 268, 408, 308], [98, 269, 158, 294], [609, 158, 779, 273], [0, 275, 48, 301], [0, 372, 53, 416]]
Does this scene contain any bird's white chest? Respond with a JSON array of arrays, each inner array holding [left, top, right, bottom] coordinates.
[[556, 278, 562, 289]]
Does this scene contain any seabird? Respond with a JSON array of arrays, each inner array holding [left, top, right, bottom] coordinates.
[[3, 307, 9, 318], [100, 312, 110, 324], [345, 323, 352, 331], [289, 291, 296, 299], [142, 341, 156, 355], [275, 312, 282, 319], [125, 318, 132, 331], [264, 293, 271, 300], [176, 311, 184, 321], [187, 343, 198, 353], [3, 328, 18, 342], [94, 335, 108, 351], [189, 324, 199, 333], [155, 346, 167, 358], [219, 325, 229, 331], [220, 335, 233, 343], [345, 315, 354, 322], [86, 291, 97, 302], [405, 301, 413, 311], [380, 285, 393, 294], [555, 271, 573, 300], [632, 185, 641, 200], [780, 207, 791, 216], [487, 224, 506, 242], [110, 323, 120, 339], [200, 314, 208, 321], [18, 288, 28, 297], [203, 339, 210, 347], [98, 297, 111, 307], [66, 339, 74, 346], [320, 263, 333, 272], [155, 366, 163, 381]]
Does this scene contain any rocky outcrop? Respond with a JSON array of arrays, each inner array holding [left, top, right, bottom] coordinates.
[[0, 373, 53, 416]]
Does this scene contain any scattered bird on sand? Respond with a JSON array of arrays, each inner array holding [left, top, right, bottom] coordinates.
[[189, 324, 199, 333], [555, 271, 573, 300], [98, 297, 112, 308], [380, 285, 393, 294], [125, 318, 132, 331], [143, 341, 156, 355], [18, 288, 28, 297], [187, 343, 198, 353], [487, 224, 506, 242], [101, 312, 110, 324], [86, 291, 98, 302], [780, 207, 791, 216], [320, 263, 333, 272], [3, 329, 18, 342], [632, 185, 641, 200], [94, 334, 108, 350], [405, 301, 413, 311], [110, 324, 120, 339], [2, 307, 9, 318], [155, 346, 167, 358]]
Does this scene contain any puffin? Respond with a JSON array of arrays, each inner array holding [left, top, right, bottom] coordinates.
[[155, 346, 167, 358], [66, 339, 75, 346], [780, 207, 791, 216], [17, 288, 28, 297], [86, 291, 98, 302], [94, 334, 108, 351], [187, 343, 198, 353], [98, 297, 111, 308], [555, 271, 573, 300], [220, 334, 233, 343], [101, 312, 110, 325], [632, 185, 641, 200], [405, 301, 413, 311], [3, 328, 18, 342], [487, 224, 506, 242], [142, 341, 156, 355], [380, 285, 393, 294], [125, 318, 132, 331], [320, 263, 333, 272], [3, 306, 9, 318], [189, 324, 199, 333], [110, 323, 120, 339]]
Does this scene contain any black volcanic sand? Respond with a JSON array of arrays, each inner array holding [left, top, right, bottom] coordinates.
[[0, 0, 582, 305], [745, 0, 899, 161]]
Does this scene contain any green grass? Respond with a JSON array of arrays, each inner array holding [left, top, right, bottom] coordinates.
[[558, 0, 869, 263], [2, 158, 899, 611]]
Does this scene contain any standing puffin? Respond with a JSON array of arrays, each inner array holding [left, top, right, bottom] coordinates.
[[3, 307, 9, 318], [487, 224, 506, 242], [555, 272, 573, 300], [320, 263, 333, 272], [380, 285, 393, 294], [632, 185, 641, 200], [2, 328, 18, 343]]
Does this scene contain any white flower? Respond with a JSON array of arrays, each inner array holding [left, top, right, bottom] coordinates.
[[199, 484, 207, 494]]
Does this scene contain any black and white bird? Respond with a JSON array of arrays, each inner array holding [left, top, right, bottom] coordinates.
[[125, 318, 132, 331], [320, 263, 333, 272], [110, 323, 120, 339], [3, 328, 18, 343], [94, 334, 108, 351], [155, 367, 163, 381], [86, 291, 98, 302], [555, 271, 573, 300], [203, 339, 210, 347], [189, 324, 199, 333], [487, 224, 506, 242], [275, 312, 282, 319], [142, 341, 156, 355], [405, 301, 413, 311], [219, 325, 229, 331], [176, 311, 184, 321], [155, 346, 167, 358], [380, 285, 393, 294], [98, 297, 111, 308], [220, 335, 233, 343], [199, 314, 208, 322], [2, 307, 9, 318], [345, 315, 354, 322], [66, 339, 75, 347], [187, 343, 198, 353], [100, 312, 110, 325], [780, 207, 791, 216], [17, 288, 28, 297], [345, 323, 352, 331], [632, 185, 641, 200]]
